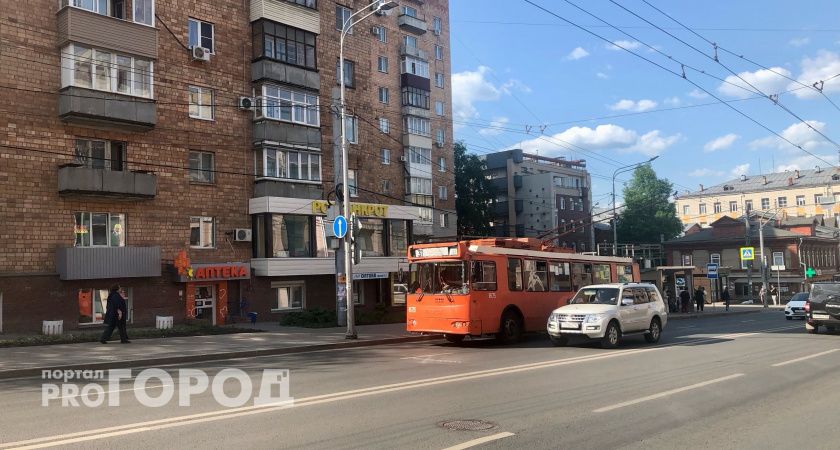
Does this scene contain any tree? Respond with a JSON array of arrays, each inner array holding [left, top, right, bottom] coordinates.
[[616, 164, 682, 244], [454, 142, 495, 236]]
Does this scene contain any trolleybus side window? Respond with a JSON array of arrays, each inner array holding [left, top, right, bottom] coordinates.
[[471, 260, 497, 291], [617, 264, 634, 283], [549, 261, 572, 291], [507, 258, 523, 291], [524, 259, 547, 292], [593, 264, 612, 284], [572, 263, 593, 289]]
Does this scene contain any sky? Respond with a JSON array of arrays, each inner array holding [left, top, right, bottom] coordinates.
[[448, 0, 840, 206]]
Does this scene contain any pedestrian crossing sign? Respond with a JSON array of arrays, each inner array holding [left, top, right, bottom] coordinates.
[[740, 247, 755, 261]]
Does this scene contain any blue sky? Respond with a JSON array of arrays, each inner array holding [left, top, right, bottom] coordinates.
[[449, 0, 840, 204]]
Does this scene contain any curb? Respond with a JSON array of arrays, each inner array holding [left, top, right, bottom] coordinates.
[[669, 309, 762, 320], [0, 334, 442, 380]]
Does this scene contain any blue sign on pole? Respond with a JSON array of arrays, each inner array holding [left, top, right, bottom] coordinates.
[[706, 263, 719, 279], [333, 215, 348, 239]]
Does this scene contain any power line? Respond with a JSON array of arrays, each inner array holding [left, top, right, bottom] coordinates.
[[450, 20, 840, 33]]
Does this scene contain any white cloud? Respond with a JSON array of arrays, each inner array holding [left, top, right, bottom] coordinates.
[[688, 168, 724, 177], [663, 96, 681, 106], [688, 89, 709, 99], [509, 124, 679, 157], [789, 37, 810, 47], [596, 72, 609, 79], [608, 98, 658, 112], [478, 117, 510, 136], [626, 130, 682, 156], [451, 66, 528, 126], [789, 51, 840, 99], [607, 40, 642, 51], [703, 133, 739, 152], [776, 153, 836, 172], [731, 163, 751, 177], [749, 120, 828, 151], [718, 67, 791, 98], [566, 47, 589, 60]]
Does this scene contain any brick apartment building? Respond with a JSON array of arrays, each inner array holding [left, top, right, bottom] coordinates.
[[0, 0, 455, 333]]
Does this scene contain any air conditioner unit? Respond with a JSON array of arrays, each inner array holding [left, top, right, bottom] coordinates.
[[434, 141, 443, 148], [238, 96, 254, 110], [191, 46, 211, 61], [233, 228, 252, 242], [370, 26, 381, 36], [399, 155, 407, 162]]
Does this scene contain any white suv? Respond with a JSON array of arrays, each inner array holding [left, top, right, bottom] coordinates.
[[546, 283, 668, 349]]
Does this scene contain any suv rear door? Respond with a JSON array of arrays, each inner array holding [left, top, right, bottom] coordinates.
[[811, 283, 840, 320]]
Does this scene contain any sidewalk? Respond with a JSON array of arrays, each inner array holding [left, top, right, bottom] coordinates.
[[0, 323, 438, 380], [669, 303, 783, 320]]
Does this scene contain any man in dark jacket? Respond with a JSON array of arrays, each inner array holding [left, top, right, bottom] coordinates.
[[695, 286, 706, 312], [100, 284, 130, 344], [721, 287, 731, 311], [679, 288, 691, 313]]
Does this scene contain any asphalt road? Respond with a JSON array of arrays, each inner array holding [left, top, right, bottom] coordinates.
[[1, 311, 838, 450]]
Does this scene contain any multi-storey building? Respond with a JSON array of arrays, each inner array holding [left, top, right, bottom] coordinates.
[[675, 168, 840, 228], [483, 149, 592, 251], [0, 0, 455, 333]]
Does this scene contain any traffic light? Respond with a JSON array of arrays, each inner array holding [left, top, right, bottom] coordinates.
[[351, 214, 363, 266]]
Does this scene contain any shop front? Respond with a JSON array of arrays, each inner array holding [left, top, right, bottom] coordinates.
[[175, 252, 251, 326]]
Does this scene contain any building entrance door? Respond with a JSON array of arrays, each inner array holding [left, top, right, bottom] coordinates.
[[194, 285, 216, 325]]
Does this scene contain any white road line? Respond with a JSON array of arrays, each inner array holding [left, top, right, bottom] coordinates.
[[593, 373, 745, 413], [400, 353, 454, 360], [772, 349, 840, 367], [442, 432, 515, 450]]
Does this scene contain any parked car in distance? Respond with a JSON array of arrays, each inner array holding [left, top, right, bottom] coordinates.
[[785, 292, 808, 320], [806, 282, 840, 334], [546, 283, 668, 349]]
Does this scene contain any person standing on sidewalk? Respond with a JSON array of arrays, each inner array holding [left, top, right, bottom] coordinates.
[[759, 286, 767, 306], [100, 284, 130, 344], [721, 287, 731, 312], [679, 288, 691, 313], [694, 286, 706, 312]]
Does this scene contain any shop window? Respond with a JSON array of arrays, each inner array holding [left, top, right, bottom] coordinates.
[[392, 271, 409, 305], [524, 260, 547, 292], [272, 282, 304, 310], [507, 258, 523, 291], [471, 261, 497, 291], [272, 214, 311, 257], [388, 220, 408, 257], [78, 288, 132, 324], [356, 218, 385, 256], [315, 217, 334, 258], [549, 262, 572, 291], [593, 264, 611, 284], [352, 280, 364, 305]]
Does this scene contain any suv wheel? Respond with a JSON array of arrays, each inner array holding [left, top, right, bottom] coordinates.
[[644, 318, 662, 344], [806, 322, 819, 334], [601, 321, 621, 349]]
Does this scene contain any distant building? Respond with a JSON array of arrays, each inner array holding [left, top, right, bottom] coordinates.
[[675, 168, 840, 227], [482, 149, 593, 251]]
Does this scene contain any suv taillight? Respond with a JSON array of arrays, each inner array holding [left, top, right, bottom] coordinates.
[[805, 301, 811, 313]]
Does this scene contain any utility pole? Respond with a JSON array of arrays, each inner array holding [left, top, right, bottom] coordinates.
[[744, 200, 753, 303], [758, 221, 768, 308]]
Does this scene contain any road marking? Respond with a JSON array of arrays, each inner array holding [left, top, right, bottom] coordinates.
[[442, 432, 515, 450], [593, 373, 745, 413], [401, 353, 454, 359], [741, 320, 756, 323], [772, 349, 840, 367]]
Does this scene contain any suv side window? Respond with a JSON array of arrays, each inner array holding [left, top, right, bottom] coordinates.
[[621, 288, 635, 305], [646, 288, 661, 305], [634, 288, 650, 305]]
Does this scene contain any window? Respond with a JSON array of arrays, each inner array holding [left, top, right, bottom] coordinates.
[[471, 261, 497, 291], [440, 213, 449, 228], [255, 20, 317, 69], [356, 218, 385, 256], [435, 73, 444, 88], [772, 251, 785, 268], [434, 45, 443, 60], [507, 259, 523, 291], [345, 115, 358, 143], [62, 44, 153, 98], [379, 117, 390, 133], [258, 148, 321, 181], [400, 56, 430, 78], [348, 169, 358, 197], [438, 157, 446, 172], [777, 196, 787, 208], [381, 179, 391, 194], [74, 139, 125, 171], [711, 253, 721, 265], [593, 264, 611, 284], [377, 56, 389, 73], [713, 202, 721, 213], [403, 35, 418, 49], [797, 195, 806, 206], [408, 147, 431, 165], [401, 5, 418, 17], [402, 86, 430, 109], [699, 203, 707, 214], [435, 101, 444, 116], [335, 5, 353, 32], [389, 220, 408, 257], [190, 216, 215, 248], [435, 129, 445, 146], [74, 212, 125, 247], [729, 201, 737, 212], [337, 59, 355, 87], [682, 204, 689, 215], [373, 25, 386, 42], [66, 0, 125, 19], [549, 262, 572, 291], [815, 194, 825, 205], [133, 0, 153, 26], [741, 258, 750, 270], [188, 86, 214, 120], [378, 86, 389, 104], [617, 264, 633, 283], [524, 260, 548, 292], [272, 215, 311, 257], [404, 116, 431, 136], [260, 85, 319, 126], [380, 148, 390, 165], [188, 18, 214, 52], [561, 198, 567, 210], [432, 16, 442, 35], [188, 151, 214, 183], [273, 283, 304, 310], [408, 177, 432, 195], [285, 0, 315, 8], [761, 198, 770, 210], [681, 254, 692, 266], [77, 288, 133, 324], [745, 200, 753, 213], [438, 185, 448, 200]]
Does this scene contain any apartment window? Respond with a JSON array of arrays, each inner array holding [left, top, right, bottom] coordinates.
[[345, 116, 358, 143], [402, 86, 430, 109], [400, 56, 429, 78], [438, 186, 448, 200], [285, 0, 316, 8], [188, 151, 214, 183], [435, 129, 445, 146], [65, 0, 125, 19], [403, 35, 418, 49], [408, 177, 432, 195], [401, 5, 418, 17], [381, 179, 391, 194], [435, 73, 444, 88], [404, 116, 430, 136], [62, 44, 153, 98], [380, 148, 390, 165], [418, 207, 433, 223], [348, 169, 358, 197], [190, 216, 215, 248], [272, 215, 311, 257], [713, 202, 721, 213], [729, 201, 738, 212], [373, 25, 386, 42], [336, 59, 355, 87], [681, 254, 692, 266], [777, 196, 788, 208], [434, 45, 443, 60], [433, 16, 442, 35], [408, 147, 431, 165], [258, 148, 321, 181], [188, 18, 214, 52], [561, 198, 567, 210], [379, 117, 390, 134], [711, 253, 721, 265], [260, 85, 319, 126], [438, 157, 446, 172], [772, 251, 785, 268], [745, 200, 753, 212], [378, 86, 389, 104], [74, 139, 126, 171], [188, 86, 214, 120], [133, 0, 153, 26], [335, 5, 353, 32], [435, 101, 444, 116], [761, 198, 770, 210], [256, 20, 317, 69], [440, 213, 449, 228], [273, 283, 304, 310], [796, 195, 806, 206], [377, 55, 389, 73], [74, 212, 125, 247], [698, 203, 707, 214]]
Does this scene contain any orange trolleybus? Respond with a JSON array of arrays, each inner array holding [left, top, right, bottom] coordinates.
[[406, 238, 640, 343]]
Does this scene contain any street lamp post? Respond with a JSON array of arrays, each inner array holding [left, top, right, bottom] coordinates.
[[611, 156, 659, 256], [338, 0, 399, 339]]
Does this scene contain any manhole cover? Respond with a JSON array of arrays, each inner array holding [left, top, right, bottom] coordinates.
[[439, 420, 497, 431]]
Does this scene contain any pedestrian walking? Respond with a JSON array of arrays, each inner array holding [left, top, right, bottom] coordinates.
[[721, 287, 731, 312], [770, 285, 778, 305], [100, 284, 130, 344], [759, 286, 767, 305], [695, 286, 706, 312], [679, 288, 691, 313], [665, 287, 676, 313]]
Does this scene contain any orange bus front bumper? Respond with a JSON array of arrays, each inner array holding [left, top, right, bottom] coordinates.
[[407, 316, 482, 336]]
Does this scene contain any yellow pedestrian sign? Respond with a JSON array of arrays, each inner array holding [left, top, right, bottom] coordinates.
[[740, 247, 755, 261]]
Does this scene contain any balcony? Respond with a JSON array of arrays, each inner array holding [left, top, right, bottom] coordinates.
[[398, 13, 427, 34], [252, 119, 321, 144], [254, 178, 322, 200], [251, 59, 320, 90], [402, 133, 432, 148], [59, 87, 156, 131], [56, 246, 161, 280], [406, 193, 433, 207], [58, 165, 157, 198], [401, 73, 431, 90], [57, 6, 158, 59], [401, 105, 430, 118], [399, 45, 428, 60], [250, 0, 319, 34]]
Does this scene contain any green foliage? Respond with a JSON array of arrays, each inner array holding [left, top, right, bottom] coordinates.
[[616, 165, 683, 244], [454, 141, 495, 236], [278, 308, 337, 328]]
